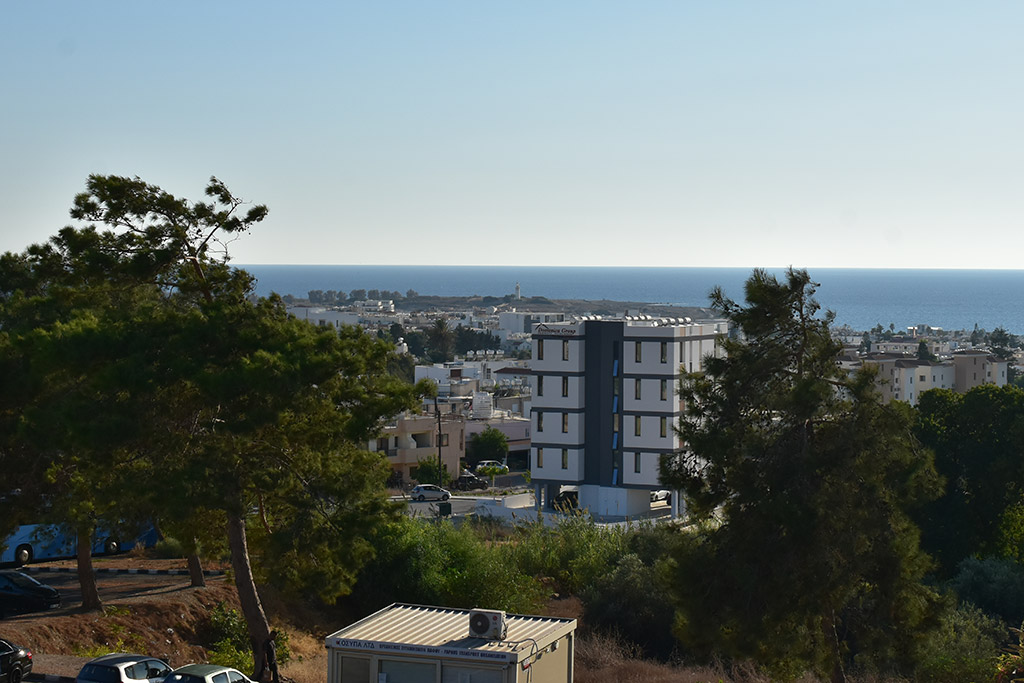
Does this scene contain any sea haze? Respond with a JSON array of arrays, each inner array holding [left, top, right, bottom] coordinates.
[[239, 265, 1024, 335]]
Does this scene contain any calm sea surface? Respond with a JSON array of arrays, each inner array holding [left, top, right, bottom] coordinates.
[[239, 265, 1024, 335]]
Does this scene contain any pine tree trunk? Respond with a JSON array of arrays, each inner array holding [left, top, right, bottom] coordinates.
[[226, 511, 271, 673], [76, 526, 102, 610], [186, 552, 206, 588]]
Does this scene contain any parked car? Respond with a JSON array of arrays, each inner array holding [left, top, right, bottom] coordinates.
[[76, 654, 172, 683], [0, 638, 32, 683], [452, 474, 488, 491], [552, 487, 579, 511], [409, 484, 451, 501], [650, 489, 671, 503], [0, 570, 60, 617], [165, 665, 254, 683], [474, 460, 509, 475]]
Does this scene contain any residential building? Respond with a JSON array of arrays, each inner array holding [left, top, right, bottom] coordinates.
[[530, 317, 728, 518], [368, 411, 465, 485], [952, 349, 1010, 392], [861, 354, 955, 405]]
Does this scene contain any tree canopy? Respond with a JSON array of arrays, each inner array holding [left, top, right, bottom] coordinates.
[[0, 174, 425, 666], [660, 268, 943, 681]]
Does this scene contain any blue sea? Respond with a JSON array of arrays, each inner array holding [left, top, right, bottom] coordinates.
[[239, 265, 1024, 335]]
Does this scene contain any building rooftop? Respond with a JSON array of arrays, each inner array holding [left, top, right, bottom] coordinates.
[[326, 603, 576, 665]]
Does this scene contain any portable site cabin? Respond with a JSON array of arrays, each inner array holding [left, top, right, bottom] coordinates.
[[326, 603, 577, 683]]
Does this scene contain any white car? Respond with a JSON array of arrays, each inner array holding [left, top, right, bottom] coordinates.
[[410, 484, 451, 501], [474, 460, 510, 475], [650, 489, 671, 503], [165, 665, 254, 683]]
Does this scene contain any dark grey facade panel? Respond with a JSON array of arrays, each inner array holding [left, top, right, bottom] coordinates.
[[531, 441, 586, 450]]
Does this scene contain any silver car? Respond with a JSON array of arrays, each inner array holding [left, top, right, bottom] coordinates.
[[410, 484, 451, 501], [76, 654, 172, 683], [164, 665, 254, 683]]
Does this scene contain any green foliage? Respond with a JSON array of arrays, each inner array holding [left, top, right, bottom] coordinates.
[[207, 603, 290, 671], [151, 536, 186, 559], [426, 318, 455, 362], [582, 553, 678, 660], [412, 457, 451, 487], [660, 268, 944, 680], [950, 556, 1024, 627], [912, 603, 1005, 683], [505, 514, 630, 595], [454, 325, 500, 354], [916, 384, 1024, 576], [467, 427, 509, 466], [350, 516, 545, 614], [996, 624, 1024, 683]]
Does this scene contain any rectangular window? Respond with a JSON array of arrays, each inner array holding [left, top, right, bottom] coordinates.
[[635, 341, 642, 363], [537, 412, 543, 432], [537, 375, 543, 396], [634, 379, 642, 400], [561, 448, 568, 469], [920, 375, 926, 382], [634, 415, 642, 436], [439, 433, 449, 447], [660, 416, 667, 438], [562, 413, 569, 433], [660, 379, 668, 401], [634, 452, 641, 473], [660, 341, 667, 363], [562, 375, 569, 397], [562, 339, 569, 361], [536, 448, 543, 468], [537, 340, 544, 360]]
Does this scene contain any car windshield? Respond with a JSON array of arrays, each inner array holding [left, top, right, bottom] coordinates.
[[4, 572, 43, 589]]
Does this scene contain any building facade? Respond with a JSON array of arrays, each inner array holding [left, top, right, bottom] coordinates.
[[529, 317, 728, 517]]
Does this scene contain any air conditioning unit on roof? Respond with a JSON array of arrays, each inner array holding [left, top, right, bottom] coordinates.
[[468, 608, 507, 640]]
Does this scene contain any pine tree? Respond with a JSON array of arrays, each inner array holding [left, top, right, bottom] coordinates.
[[660, 268, 943, 681]]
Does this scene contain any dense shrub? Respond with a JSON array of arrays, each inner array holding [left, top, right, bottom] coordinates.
[[205, 602, 290, 672], [912, 603, 1006, 683], [350, 517, 545, 614], [581, 553, 678, 660], [505, 513, 630, 595], [950, 556, 1024, 626]]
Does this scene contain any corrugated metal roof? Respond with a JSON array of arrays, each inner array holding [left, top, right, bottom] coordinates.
[[325, 603, 576, 664]]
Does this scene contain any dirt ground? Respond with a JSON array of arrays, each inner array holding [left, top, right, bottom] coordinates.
[[1, 556, 330, 683]]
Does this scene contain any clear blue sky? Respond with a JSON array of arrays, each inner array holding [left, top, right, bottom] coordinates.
[[2, 2, 1021, 268]]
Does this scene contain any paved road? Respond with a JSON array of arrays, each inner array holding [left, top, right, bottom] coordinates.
[[11, 570, 225, 614]]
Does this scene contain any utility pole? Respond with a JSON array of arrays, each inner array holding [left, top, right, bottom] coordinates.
[[434, 396, 443, 487]]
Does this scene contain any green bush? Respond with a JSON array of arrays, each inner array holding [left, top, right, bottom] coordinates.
[[205, 603, 290, 672], [152, 536, 185, 559], [581, 553, 678, 660], [913, 603, 1005, 683], [351, 517, 545, 614], [951, 556, 1024, 626], [505, 513, 630, 595]]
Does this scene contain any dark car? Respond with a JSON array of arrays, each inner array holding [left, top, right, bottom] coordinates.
[[0, 570, 60, 617], [552, 488, 579, 511], [0, 638, 32, 683], [76, 654, 172, 683], [452, 474, 488, 491]]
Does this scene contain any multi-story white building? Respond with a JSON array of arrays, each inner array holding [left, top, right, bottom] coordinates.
[[861, 349, 1009, 406], [529, 317, 728, 518]]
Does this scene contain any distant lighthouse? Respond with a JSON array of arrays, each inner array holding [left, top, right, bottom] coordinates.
[[515, 282, 521, 300]]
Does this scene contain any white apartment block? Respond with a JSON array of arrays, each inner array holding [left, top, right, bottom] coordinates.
[[862, 350, 1009, 406], [530, 317, 728, 518]]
